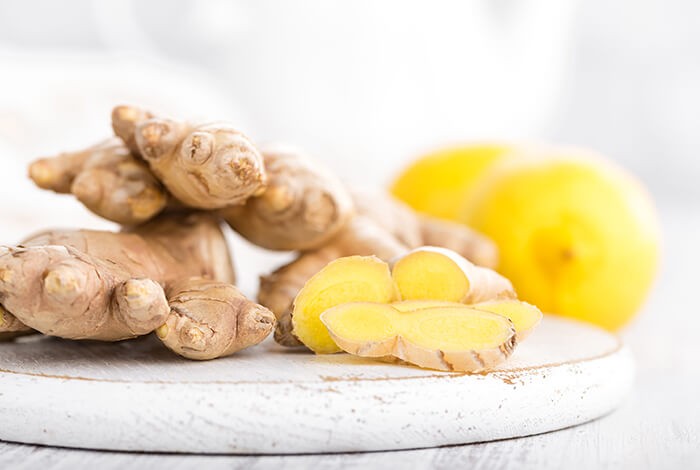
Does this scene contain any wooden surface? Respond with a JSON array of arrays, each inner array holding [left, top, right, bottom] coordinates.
[[0, 207, 696, 467], [0, 316, 631, 454]]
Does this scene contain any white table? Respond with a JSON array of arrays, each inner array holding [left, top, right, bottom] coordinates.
[[0, 205, 697, 469]]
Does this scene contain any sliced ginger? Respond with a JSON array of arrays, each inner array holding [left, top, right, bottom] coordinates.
[[391, 299, 463, 312], [472, 300, 542, 341], [391, 246, 515, 304], [321, 303, 516, 372], [291, 256, 397, 353], [395, 298, 543, 341]]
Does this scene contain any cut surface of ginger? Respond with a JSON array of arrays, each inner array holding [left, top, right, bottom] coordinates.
[[391, 299, 463, 312], [392, 246, 515, 304], [321, 303, 516, 372], [392, 248, 469, 302], [473, 300, 543, 340], [292, 256, 397, 353]]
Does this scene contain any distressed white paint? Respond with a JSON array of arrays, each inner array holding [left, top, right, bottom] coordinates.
[[0, 315, 632, 454]]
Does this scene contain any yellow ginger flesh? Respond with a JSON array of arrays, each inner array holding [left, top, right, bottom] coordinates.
[[321, 303, 516, 372], [292, 256, 398, 354]]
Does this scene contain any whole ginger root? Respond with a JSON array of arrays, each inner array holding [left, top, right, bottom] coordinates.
[[30, 105, 353, 252], [0, 214, 274, 359]]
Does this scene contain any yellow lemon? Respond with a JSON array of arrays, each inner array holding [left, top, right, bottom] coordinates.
[[462, 151, 660, 331], [391, 144, 512, 220]]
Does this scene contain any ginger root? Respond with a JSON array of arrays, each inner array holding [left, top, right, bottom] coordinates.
[[321, 303, 516, 372], [0, 214, 273, 359], [221, 145, 354, 251], [157, 278, 274, 360], [29, 138, 168, 225], [0, 213, 233, 341], [0, 304, 34, 340], [112, 105, 267, 209]]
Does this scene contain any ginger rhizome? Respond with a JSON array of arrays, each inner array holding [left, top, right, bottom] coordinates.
[[222, 145, 354, 251], [270, 245, 541, 371], [0, 214, 274, 359], [320, 303, 516, 372], [157, 278, 275, 360], [111, 105, 267, 209], [19, 104, 506, 365], [30, 105, 353, 252]]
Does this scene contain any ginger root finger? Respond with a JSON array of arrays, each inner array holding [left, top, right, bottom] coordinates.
[[111, 105, 155, 155], [391, 246, 515, 304], [473, 300, 542, 341], [157, 278, 275, 360], [222, 146, 354, 251], [29, 145, 93, 193], [321, 303, 517, 372], [291, 256, 398, 354], [113, 105, 267, 209], [29, 138, 168, 225], [0, 214, 234, 341]]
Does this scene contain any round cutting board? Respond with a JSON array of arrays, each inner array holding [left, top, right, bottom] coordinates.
[[0, 315, 633, 454]]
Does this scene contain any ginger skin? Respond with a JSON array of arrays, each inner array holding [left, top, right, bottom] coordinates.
[[0, 213, 234, 341], [157, 278, 275, 360], [112, 105, 267, 209], [0, 214, 273, 359], [0, 304, 34, 340], [222, 146, 354, 251], [29, 138, 168, 225]]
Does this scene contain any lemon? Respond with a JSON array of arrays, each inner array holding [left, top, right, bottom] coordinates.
[[462, 152, 660, 330], [391, 144, 512, 220]]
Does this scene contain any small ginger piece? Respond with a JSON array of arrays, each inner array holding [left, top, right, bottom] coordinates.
[[156, 278, 275, 360], [473, 300, 542, 341], [113, 105, 267, 209], [29, 138, 168, 225], [222, 146, 354, 251], [391, 246, 515, 304], [291, 256, 398, 354], [321, 303, 516, 372]]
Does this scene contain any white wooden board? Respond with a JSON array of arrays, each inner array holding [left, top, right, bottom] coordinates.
[[0, 315, 633, 454]]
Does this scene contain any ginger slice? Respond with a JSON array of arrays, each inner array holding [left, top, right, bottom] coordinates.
[[392, 246, 515, 304], [473, 300, 543, 341], [391, 299, 463, 312], [291, 256, 397, 354], [321, 303, 516, 372]]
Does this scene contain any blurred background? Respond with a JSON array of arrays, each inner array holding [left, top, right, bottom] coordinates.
[[0, 0, 697, 310]]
